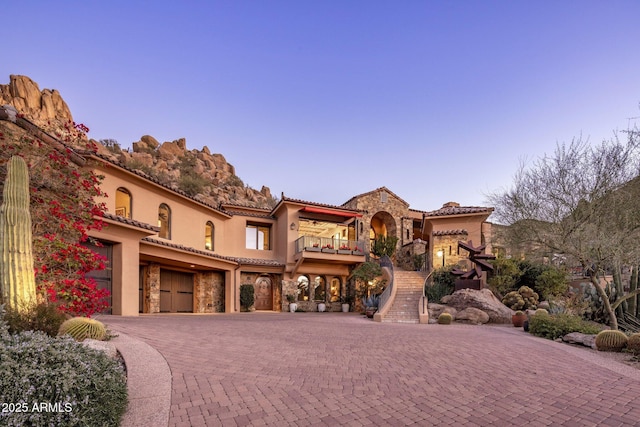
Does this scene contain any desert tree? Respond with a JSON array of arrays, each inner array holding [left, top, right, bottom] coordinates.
[[489, 127, 640, 329]]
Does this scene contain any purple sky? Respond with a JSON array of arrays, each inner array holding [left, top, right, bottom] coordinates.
[[4, 1, 640, 212]]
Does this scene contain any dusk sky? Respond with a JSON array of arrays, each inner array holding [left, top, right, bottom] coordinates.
[[3, 1, 640, 212]]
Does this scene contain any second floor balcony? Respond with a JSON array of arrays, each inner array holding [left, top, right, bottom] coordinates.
[[295, 236, 365, 257]]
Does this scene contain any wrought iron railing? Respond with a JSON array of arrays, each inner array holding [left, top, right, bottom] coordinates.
[[295, 236, 365, 255], [377, 255, 395, 313]]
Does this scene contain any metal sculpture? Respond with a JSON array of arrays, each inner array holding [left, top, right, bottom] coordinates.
[[451, 240, 495, 289]]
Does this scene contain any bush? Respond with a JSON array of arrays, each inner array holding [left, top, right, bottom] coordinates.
[[535, 268, 569, 300], [0, 330, 127, 426], [528, 313, 603, 340], [426, 266, 456, 303], [240, 284, 254, 311], [2, 302, 67, 337]]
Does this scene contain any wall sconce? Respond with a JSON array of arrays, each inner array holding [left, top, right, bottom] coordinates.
[[290, 222, 296, 230]]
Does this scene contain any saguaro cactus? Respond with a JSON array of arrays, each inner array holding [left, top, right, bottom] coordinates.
[[0, 156, 37, 311]]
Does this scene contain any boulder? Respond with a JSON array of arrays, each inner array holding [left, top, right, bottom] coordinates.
[[80, 339, 118, 359], [140, 134, 159, 149], [562, 332, 597, 349], [0, 75, 73, 126], [441, 288, 513, 324], [428, 303, 457, 324], [455, 307, 490, 324]]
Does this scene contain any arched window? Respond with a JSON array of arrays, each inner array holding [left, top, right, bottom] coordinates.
[[297, 275, 309, 301], [314, 276, 326, 301], [329, 277, 341, 302], [115, 187, 132, 218], [205, 221, 214, 251], [158, 203, 171, 239]]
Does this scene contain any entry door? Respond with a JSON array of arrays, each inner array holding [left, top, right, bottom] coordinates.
[[159, 270, 194, 313], [254, 277, 273, 310]]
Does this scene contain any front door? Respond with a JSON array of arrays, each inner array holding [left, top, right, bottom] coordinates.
[[254, 276, 272, 310]]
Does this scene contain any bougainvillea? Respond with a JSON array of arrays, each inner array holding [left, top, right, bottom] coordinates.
[[0, 117, 109, 317]]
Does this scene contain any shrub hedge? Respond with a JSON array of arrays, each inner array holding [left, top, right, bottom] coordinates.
[[528, 313, 603, 340]]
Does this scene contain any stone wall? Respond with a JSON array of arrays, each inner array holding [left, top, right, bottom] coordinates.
[[432, 234, 470, 269], [194, 271, 225, 313], [147, 264, 161, 314]]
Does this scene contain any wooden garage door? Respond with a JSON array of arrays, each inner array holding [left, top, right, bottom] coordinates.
[[82, 241, 112, 314], [159, 270, 194, 313]]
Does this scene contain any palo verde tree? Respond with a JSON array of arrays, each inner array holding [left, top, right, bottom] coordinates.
[[0, 117, 109, 317], [489, 127, 640, 330]]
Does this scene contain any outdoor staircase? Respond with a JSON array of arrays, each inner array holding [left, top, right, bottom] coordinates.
[[380, 270, 428, 324]]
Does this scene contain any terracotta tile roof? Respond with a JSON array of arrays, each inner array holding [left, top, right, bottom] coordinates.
[[275, 195, 364, 215], [426, 206, 493, 217], [142, 237, 237, 263], [141, 238, 283, 267], [233, 257, 285, 267], [221, 210, 275, 219], [102, 212, 160, 232], [433, 229, 469, 236], [89, 152, 231, 217]]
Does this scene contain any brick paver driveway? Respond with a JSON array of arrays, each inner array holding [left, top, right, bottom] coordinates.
[[105, 313, 640, 426]]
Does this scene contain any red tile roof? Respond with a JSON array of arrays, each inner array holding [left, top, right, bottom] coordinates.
[[102, 212, 160, 232]]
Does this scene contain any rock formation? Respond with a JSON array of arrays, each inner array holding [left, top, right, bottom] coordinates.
[[1, 75, 275, 209], [429, 288, 514, 324], [0, 75, 73, 128]]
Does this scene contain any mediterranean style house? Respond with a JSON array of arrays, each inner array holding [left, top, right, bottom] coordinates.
[[1, 105, 494, 316]]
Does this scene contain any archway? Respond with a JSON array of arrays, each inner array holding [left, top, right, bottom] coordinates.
[[369, 211, 397, 249]]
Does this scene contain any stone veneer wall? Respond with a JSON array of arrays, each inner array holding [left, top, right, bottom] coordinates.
[[147, 264, 161, 314], [432, 234, 469, 269], [342, 189, 412, 254], [194, 271, 225, 313]]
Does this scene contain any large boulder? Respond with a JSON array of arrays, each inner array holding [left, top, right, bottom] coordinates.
[[441, 288, 513, 324], [455, 307, 490, 325]]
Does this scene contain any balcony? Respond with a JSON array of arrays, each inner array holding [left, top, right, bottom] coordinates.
[[295, 236, 365, 256]]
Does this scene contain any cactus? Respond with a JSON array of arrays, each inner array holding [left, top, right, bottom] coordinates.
[[0, 156, 37, 312], [627, 333, 640, 355], [58, 317, 107, 341], [595, 330, 628, 352], [534, 308, 549, 316], [438, 312, 453, 325]]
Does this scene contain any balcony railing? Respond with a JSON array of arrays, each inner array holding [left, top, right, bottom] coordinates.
[[295, 236, 365, 255]]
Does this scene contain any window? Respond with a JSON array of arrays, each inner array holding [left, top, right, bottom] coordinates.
[[297, 275, 309, 301], [314, 276, 326, 301], [158, 203, 171, 239], [205, 221, 214, 250], [246, 223, 270, 250], [115, 187, 132, 218]]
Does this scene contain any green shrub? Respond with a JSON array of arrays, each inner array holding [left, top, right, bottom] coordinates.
[[240, 284, 254, 311], [426, 266, 456, 303], [627, 333, 640, 355], [488, 256, 522, 296], [534, 268, 569, 300], [595, 330, 628, 352], [2, 302, 67, 337], [528, 313, 603, 340], [58, 317, 107, 341], [438, 313, 453, 325], [535, 308, 549, 316], [0, 330, 127, 426]]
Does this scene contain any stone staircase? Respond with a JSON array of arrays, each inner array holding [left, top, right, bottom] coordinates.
[[380, 270, 428, 323]]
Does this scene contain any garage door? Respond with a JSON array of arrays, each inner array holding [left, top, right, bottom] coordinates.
[[82, 241, 112, 314], [159, 270, 194, 313]]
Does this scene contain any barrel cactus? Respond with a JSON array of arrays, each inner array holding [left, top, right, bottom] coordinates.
[[58, 317, 107, 341], [438, 312, 453, 325], [627, 333, 640, 355], [595, 330, 628, 352], [0, 156, 37, 312], [534, 308, 549, 316]]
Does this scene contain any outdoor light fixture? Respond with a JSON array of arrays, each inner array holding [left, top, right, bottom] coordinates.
[[290, 222, 296, 230], [436, 249, 445, 267]]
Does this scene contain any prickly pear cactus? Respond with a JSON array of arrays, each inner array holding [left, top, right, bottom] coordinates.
[[0, 156, 37, 311]]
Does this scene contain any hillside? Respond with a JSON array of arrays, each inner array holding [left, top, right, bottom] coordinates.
[[0, 75, 276, 208]]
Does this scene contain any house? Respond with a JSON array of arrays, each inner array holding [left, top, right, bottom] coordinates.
[[0, 105, 495, 316]]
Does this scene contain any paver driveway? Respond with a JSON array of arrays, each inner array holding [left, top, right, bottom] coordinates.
[[105, 313, 640, 426]]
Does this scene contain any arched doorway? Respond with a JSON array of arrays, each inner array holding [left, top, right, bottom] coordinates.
[[369, 211, 397, 249], [254, 276, 273, 310]]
